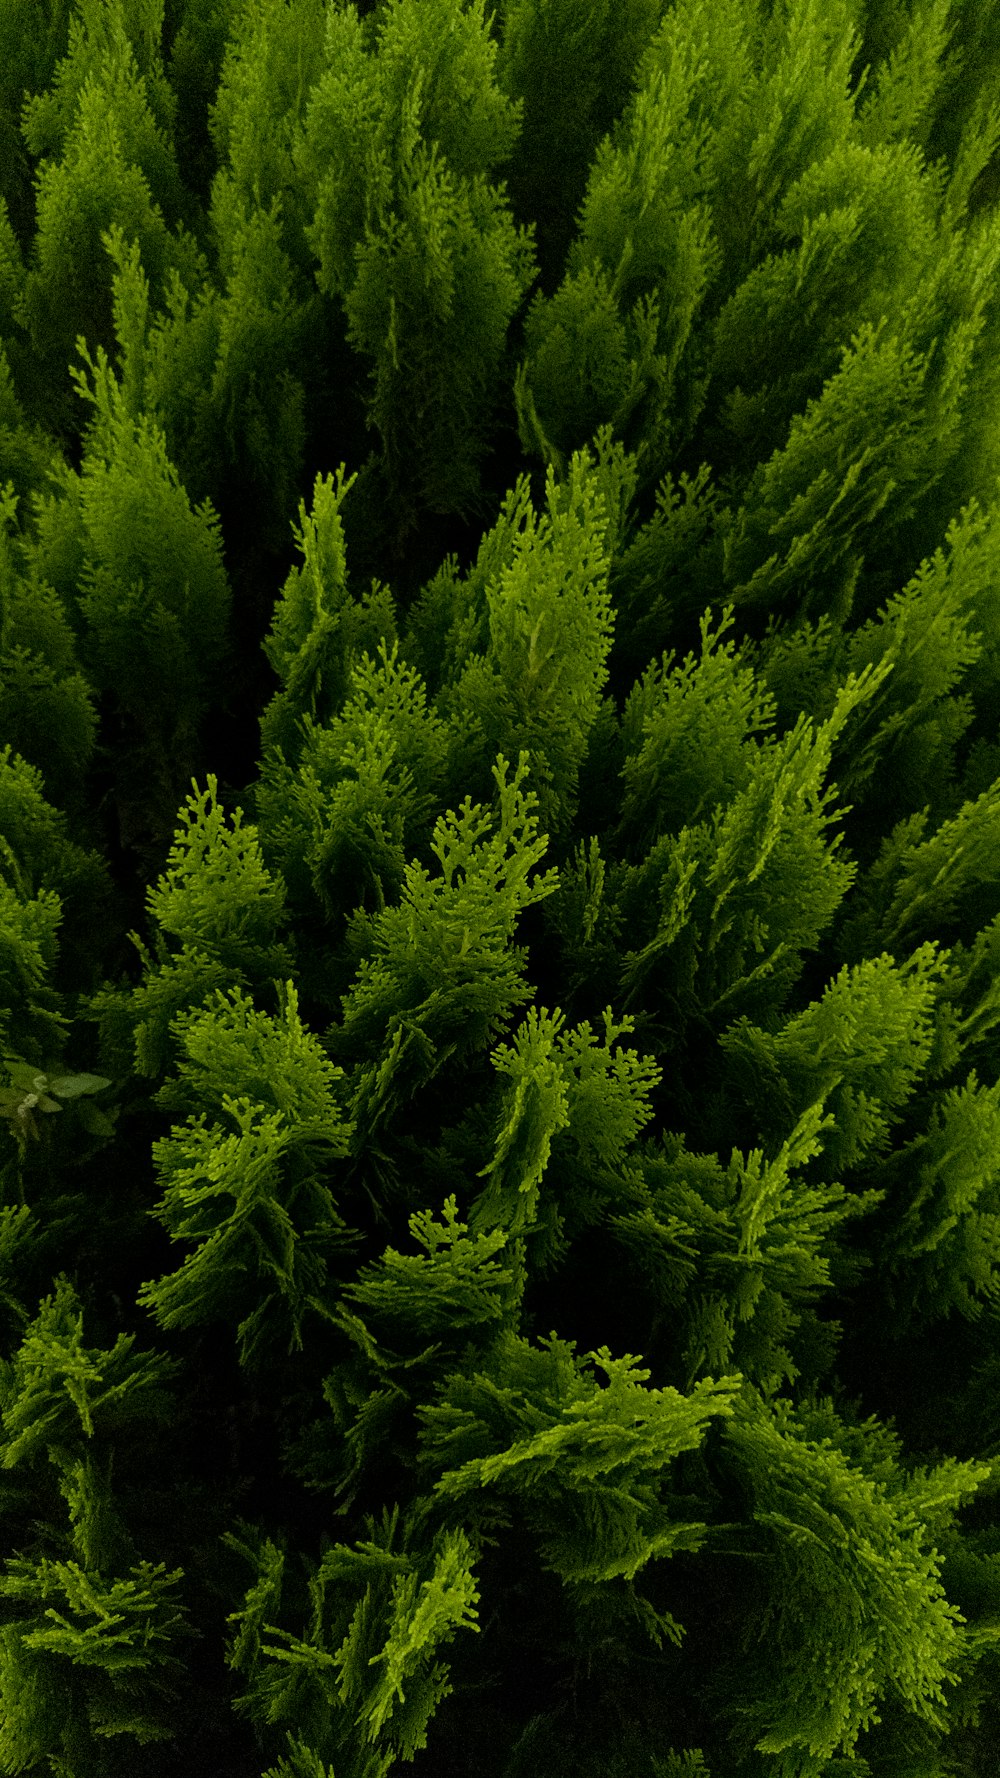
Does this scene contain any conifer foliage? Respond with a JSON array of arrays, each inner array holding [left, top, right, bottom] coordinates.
[[2, 0, 1000, 1773]]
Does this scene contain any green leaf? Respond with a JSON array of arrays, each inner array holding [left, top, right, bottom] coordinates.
[[42, 1073, 112, 1100]]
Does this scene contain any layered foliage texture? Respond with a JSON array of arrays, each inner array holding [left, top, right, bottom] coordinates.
[[3, 0, 1000, 1773]]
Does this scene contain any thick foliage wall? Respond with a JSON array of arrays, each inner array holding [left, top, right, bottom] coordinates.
[[1, 0, 1000, 1774]]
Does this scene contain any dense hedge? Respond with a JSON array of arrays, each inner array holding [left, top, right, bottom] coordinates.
[[1, 1, 1000, 1773]]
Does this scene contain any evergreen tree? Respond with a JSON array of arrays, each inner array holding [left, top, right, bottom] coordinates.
[[0, 2, 1000, 1774]]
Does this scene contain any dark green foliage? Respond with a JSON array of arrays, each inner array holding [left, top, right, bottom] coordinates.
[[1, 1, 1000, 1775]]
